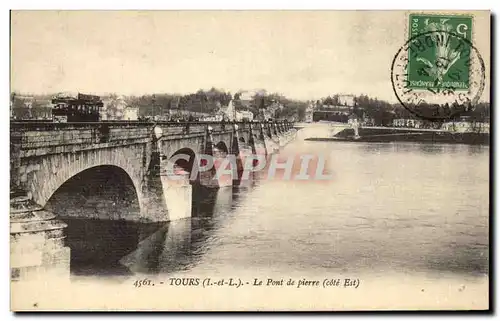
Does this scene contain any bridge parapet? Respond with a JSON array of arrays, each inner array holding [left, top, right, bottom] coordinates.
[[11, 125, 151, 158], [10, 121, 291, 157], [10, 120, 290, 134], [10, 119, 295, 197]]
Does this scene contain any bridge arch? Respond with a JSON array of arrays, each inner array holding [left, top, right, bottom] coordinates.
[[169, 148, 198, 174], [25, 146, 146, 217], [215, 141, 229, 154], [45, 165, 141, 221]]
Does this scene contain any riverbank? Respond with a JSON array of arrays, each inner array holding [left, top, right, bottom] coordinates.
[[305, 126, 490, 145]]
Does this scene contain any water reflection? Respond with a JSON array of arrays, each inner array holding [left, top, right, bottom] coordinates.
[[119, 219, 193, 275], [424, 241, 489, 276], [357, 141, 490, 157], [63, 218, 164, 276], [65, 178, 253, 277], [466, 144, 490, 155]]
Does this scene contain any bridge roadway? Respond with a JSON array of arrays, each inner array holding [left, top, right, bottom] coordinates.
[[10, 120, 297, 281]]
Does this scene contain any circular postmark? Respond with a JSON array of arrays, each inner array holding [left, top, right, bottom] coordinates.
[[391, 30, 485, 122]]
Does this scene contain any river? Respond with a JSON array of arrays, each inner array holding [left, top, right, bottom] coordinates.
[[57, 123, 489, 309]]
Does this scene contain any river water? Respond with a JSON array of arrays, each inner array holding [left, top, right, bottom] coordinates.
[[58, 123, 489, 309]]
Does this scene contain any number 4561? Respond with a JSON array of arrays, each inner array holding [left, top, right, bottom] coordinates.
[[133, 278, 153, 287]]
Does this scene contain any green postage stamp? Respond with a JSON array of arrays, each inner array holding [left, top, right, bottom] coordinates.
[[407, 14, 473, 90]]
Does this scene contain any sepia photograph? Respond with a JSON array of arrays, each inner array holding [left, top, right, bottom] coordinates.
[[9, 9, 490, 311]]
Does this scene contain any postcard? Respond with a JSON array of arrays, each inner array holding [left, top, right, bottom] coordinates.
[[10, 10, 490, 311]]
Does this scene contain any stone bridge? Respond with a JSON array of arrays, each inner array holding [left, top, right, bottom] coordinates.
[[10, 120, 296, 281]]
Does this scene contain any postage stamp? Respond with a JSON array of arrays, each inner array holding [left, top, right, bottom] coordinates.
[[391, 13, 485, 121], [407, 14, 473, 91]]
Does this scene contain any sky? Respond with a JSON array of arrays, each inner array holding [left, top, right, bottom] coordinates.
[[10, 10, 490, 102]]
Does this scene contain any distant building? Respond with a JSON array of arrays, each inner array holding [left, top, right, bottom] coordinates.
[[236, 110, 254, 121], [123, 106, 139, 121], [305, 101, 315, 122], [201, 114, 224, 122], [320, 104, 352, 112], [318, 95, 355, 113], [392, 118, 423, 128], [10, 94, 52, 120], [99, 110, 108, 121], [102, 96, 127, 120], [338, 95, 355, 107], [441, 120, 490, 133], [313, 94, 363, 123]]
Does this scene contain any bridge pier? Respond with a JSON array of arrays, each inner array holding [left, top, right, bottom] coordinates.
[[263, 123, 279, 154], [270, 123, 284, 148], [10, 193, 70, 282], [199, 126, 235, 189], [277, 122, 288, 147], [10, 133, 71, 282], [143, 127, 193, 222], [251, 123, 269, 157], [231, 124, 251, 180], [159, 162, 193, 221], [278, 121, 296, 147]]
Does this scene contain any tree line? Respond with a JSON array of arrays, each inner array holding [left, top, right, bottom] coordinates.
[[10, 88, 309, 121], [316, 94, 490, 126], [11, 89, 488, 123]]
